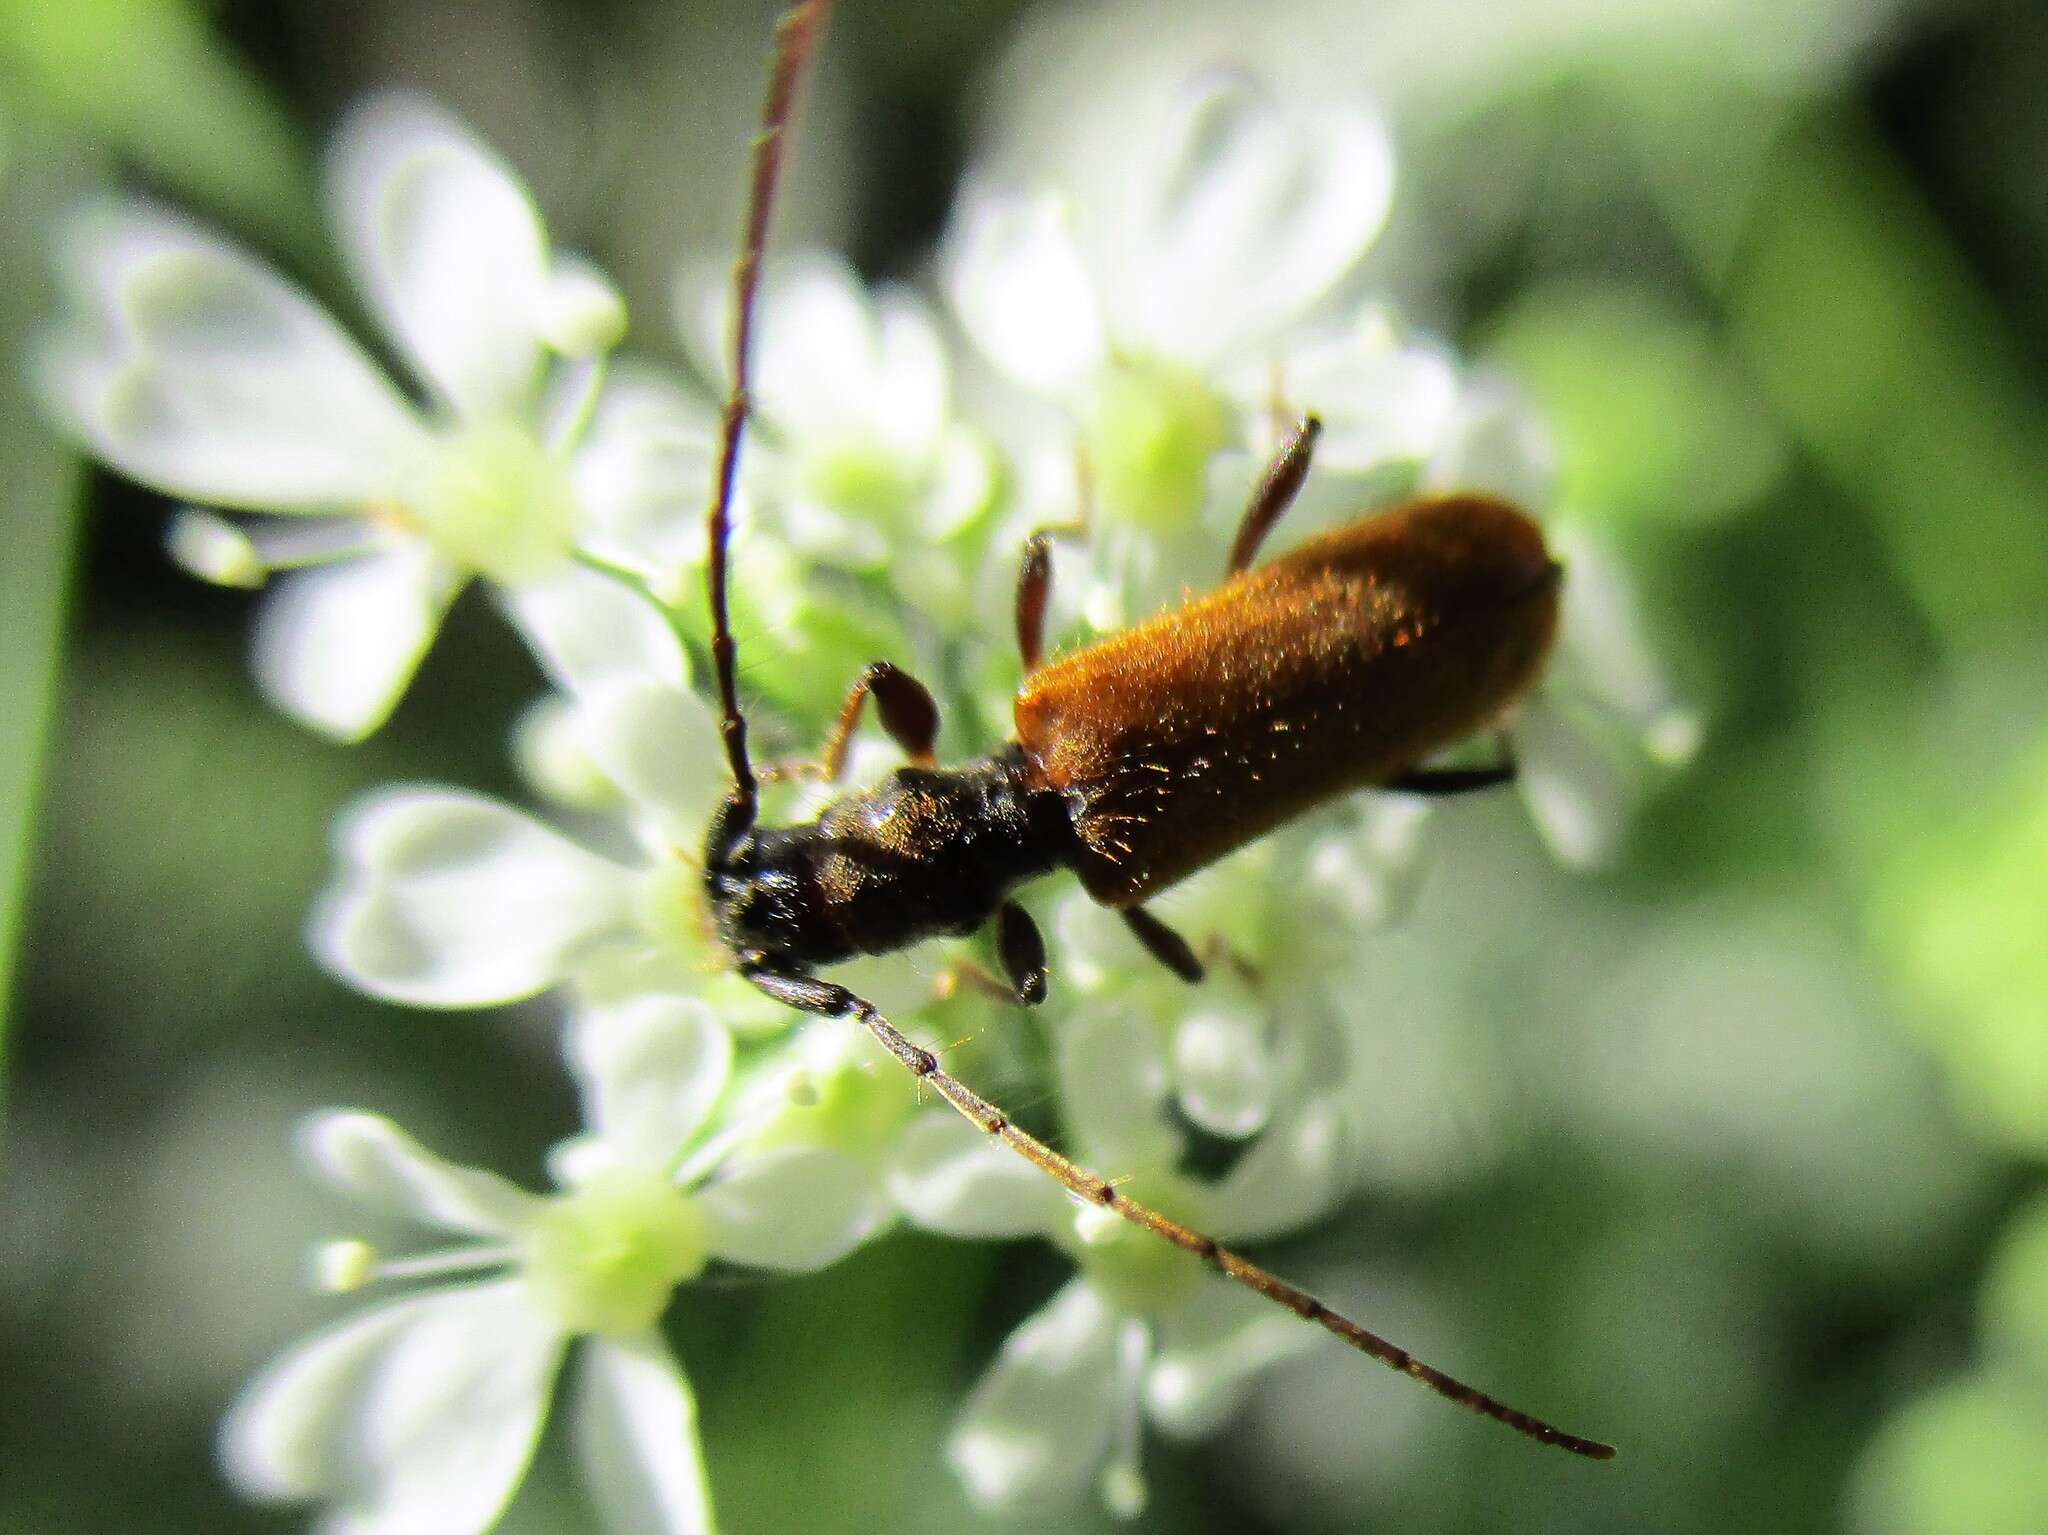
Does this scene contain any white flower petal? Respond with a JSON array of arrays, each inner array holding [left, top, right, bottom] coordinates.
[[688, 256, 949, 469], [574, 1335, 715, 1535], [1173, 1007, 1275, 1141], [1118, 80, 1392, 365], [1055, 1011, 1177, 1172], [311, 787, 635, 1007], [298, 1111, 540, 1235], [1424, 375, 1555, 507], [944, 187, 1106, 396], [1050, 891, 1133, 995], [1302, 796, 1436, 931], [675, 259, 736, 389], [1550, 526, 1695, 756], [1145, 1278, 1318, 1438], [1196, 1096, 1347, 1243], [538, 257, 628, 357], [566, 995, 733, 1176], [251, 543, 462, 741], [34, 202, 432, 509], [569, 680, 728, 846], [1257, 319, 1460, 471], [512, 693, 622, 810], [918, 425, 999, 542], [328, 94, 553, 416], [222, 1294, 421, 1500], [888, 1112, 1070, 1239], [345, 1281, 560, 1535], [224, 1282, 562, 1535], [697, 1145, 882, 1273], [570, 363, 719, 585], [872, 288, 950, 458], [498, 562, 687, 696], [778, 493, 892, 569], [948, 1281, 1121, 1511], [752, 255, 887, 437], [1513, 693, 1635, 869]]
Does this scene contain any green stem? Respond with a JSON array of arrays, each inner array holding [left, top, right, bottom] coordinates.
[[0, 128, 88, 1123]]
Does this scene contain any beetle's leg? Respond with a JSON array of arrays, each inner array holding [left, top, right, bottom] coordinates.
[[761, 660, 940, 784], [1384, 765, 1516, 796], [1386, 739, 1519, 797], [1015, 535, 1054, 675], [739, 964, 1615, 1462], [1014, 446, 1103, 676], [1264, 358, 1295, 453], [1121, 905, 1205, 984], [934, 960, 1017, 1004], [1226, 414, 1323, 576], [996, 901, 1048, 1005]]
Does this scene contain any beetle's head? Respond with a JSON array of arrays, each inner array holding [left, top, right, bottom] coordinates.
[[703, 809, 828, 969]]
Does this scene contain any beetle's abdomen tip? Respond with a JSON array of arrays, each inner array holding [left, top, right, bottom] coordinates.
[[1392, 493, 1558, 607]]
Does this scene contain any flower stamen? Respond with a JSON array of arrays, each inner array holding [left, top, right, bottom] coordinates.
[[311, 1238, 517, 1294]]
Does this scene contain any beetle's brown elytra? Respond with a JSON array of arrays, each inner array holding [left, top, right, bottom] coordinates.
[[1018, 495, 1561, 906], [698, 0, 1614, 1463]]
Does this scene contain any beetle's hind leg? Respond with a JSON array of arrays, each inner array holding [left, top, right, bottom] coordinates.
[[1226, 414, 1322, 575], [1015, 534, 1055, 675], [759, 660, 940, 785], [1015, 449, 1104, 675]]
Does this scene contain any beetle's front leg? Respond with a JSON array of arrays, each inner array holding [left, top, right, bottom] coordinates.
[[759, 660, 941, 784]]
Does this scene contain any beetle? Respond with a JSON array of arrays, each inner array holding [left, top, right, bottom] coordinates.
[[696, 0, 1613, 1461]]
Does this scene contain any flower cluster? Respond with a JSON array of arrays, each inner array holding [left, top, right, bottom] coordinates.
[[35, 56, 1689, 1535]]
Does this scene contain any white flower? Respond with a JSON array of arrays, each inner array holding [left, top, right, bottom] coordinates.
[[939, 67, 1690, 875], [889, 1008, 1348, 1517], [679, 253, 1000, 618], [223, 999, 883, 1535], [1047, 865, 1350, 1144], [310, 684, 929, 1031], [945, 73, 1394, 535], [1230, 302, 1463, 476], [720, 1018, 924, 1173], [565, 360, 726, 604], [307, 682, 746, 1017], [32, 94, 696, 740]]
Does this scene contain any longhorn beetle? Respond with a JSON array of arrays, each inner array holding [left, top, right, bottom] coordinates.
[[700, 0, 1614, 1462]]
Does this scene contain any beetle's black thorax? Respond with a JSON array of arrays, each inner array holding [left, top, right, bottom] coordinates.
[[705, 745, 1071, 972]]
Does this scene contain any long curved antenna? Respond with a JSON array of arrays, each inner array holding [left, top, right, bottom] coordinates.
[[705, 0, 837, 807], [747, 968, 1617, 1461]]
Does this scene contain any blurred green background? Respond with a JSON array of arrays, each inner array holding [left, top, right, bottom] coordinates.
[[5, 0, 2048, 1530]]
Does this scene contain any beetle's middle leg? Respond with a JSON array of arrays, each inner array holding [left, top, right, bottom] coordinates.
[[1384, 734, 1519, 797], [1120, 905, 1205, 984], [996, 901, 1048, 1005], [1384, 765, 1516, 796], [759, 660, 940, 784]]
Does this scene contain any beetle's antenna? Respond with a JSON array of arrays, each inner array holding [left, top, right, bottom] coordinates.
[[705, 0, 837, 806], [880, 1012, 1615, 1459], [748, 969, 1616, 1460]]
